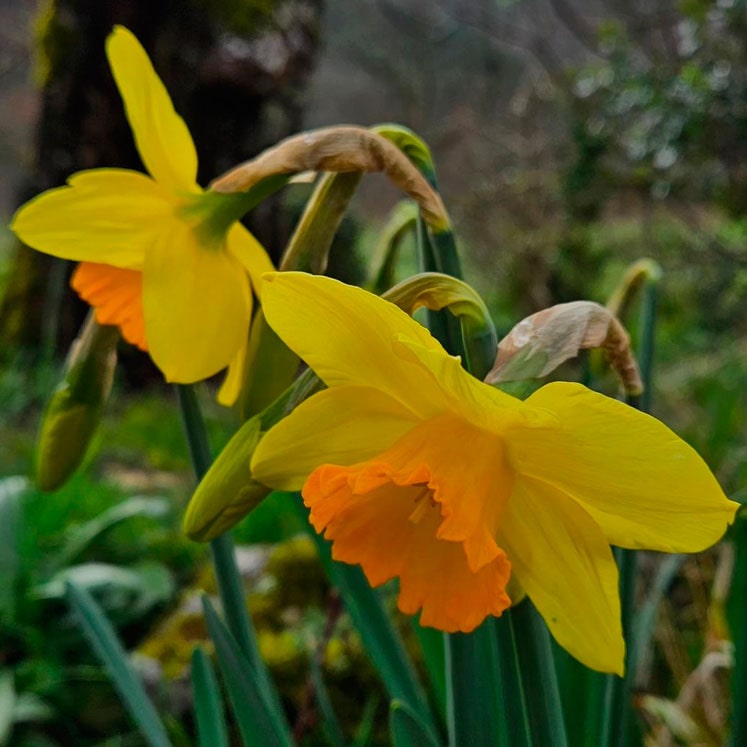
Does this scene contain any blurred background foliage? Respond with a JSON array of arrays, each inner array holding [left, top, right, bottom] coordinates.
[[1, 0, 746, 744]]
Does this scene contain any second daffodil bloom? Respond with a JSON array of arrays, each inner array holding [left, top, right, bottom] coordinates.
[[10, 26, 273, 402], [251, 272, 739, 675]]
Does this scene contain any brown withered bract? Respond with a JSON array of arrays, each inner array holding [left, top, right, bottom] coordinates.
[[486, 301, 643, 396], [210, 126, 450, 231]]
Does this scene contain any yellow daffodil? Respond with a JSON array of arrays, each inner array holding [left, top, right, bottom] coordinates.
[[250, 272, 739, 674], [10, 26, 272, 400]]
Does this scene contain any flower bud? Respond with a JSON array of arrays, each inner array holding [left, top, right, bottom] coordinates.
[[35, 315, 118, 491]]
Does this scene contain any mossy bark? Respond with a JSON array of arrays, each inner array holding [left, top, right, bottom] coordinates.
[[0, 0, 322, 360]]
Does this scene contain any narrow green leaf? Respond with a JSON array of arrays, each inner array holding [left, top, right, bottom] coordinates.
[[201, 596, 292, 747], [191, 647, 229, 747], [629, 554, 685, 686], [411, 621, 446, 719], [65, 580, 171, 747], [0, 670, 16, 746], [0, 477, 26, 623], [390, 700, 441, 747], [54, 496, 169, 569], [728, 507, 747, 747], [369, 200, 419, 294], [351, 696, 379, 747], [309, 657, 347, 747]]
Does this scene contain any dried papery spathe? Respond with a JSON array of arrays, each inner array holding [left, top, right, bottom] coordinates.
[[486, 300, 643, 396]]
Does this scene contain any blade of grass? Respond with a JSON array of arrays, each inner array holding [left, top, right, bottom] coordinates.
[[309, 657, 347, 747], [352, 696, 380, 747], [202, 596, 293, 747], [65, 580, 171, 747], [191, 647, 229, 747]]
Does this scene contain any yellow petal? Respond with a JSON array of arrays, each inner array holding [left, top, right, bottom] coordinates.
[[500, 476, 624, 674], [226, 223, 274, 295], [392, 335, 540, 432], [142, 222, 251, 382], [251, 386, 420, 490], [511, 383, 738, 552], [106, 26, 198, 192], [260, 272, 456, 418], [217, 338, 247, 407], [10, 169, 172, 267]]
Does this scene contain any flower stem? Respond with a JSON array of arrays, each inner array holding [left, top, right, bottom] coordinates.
[[511, 600, 568, 746], [176, 384, 276, 697]]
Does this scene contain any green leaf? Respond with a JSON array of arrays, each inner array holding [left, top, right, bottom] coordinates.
[[411, 620, 446, 719], [201, 596, 292, 747], [36, 562, 174, 623], [191, 647, 229, 747], [351, 696, 379, 747], [728, 507, 747, 747], [54, 496, 170, 569], [65, 580, 171, 747], [390, 700, 441, 747], [369, 200, 419, 294], [0, 670, 16, 747], [0, 476, 26, 623], [309, 656, 347, 747], [629, 554, 685, 685]]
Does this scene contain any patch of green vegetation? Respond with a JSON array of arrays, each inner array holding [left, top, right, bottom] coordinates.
[[192, 0, 280, 35]]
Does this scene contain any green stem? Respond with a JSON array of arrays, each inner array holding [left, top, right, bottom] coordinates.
[[511, 600, 568, 746], [176, 384, 283, 717], [446, 620, 517, 747]]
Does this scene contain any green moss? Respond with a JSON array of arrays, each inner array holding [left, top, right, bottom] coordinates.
[[192, 0, 280, 35]]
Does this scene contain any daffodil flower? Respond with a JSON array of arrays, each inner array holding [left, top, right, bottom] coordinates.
[[250, 272, 738, 674], [10, 26, 273, 402]]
